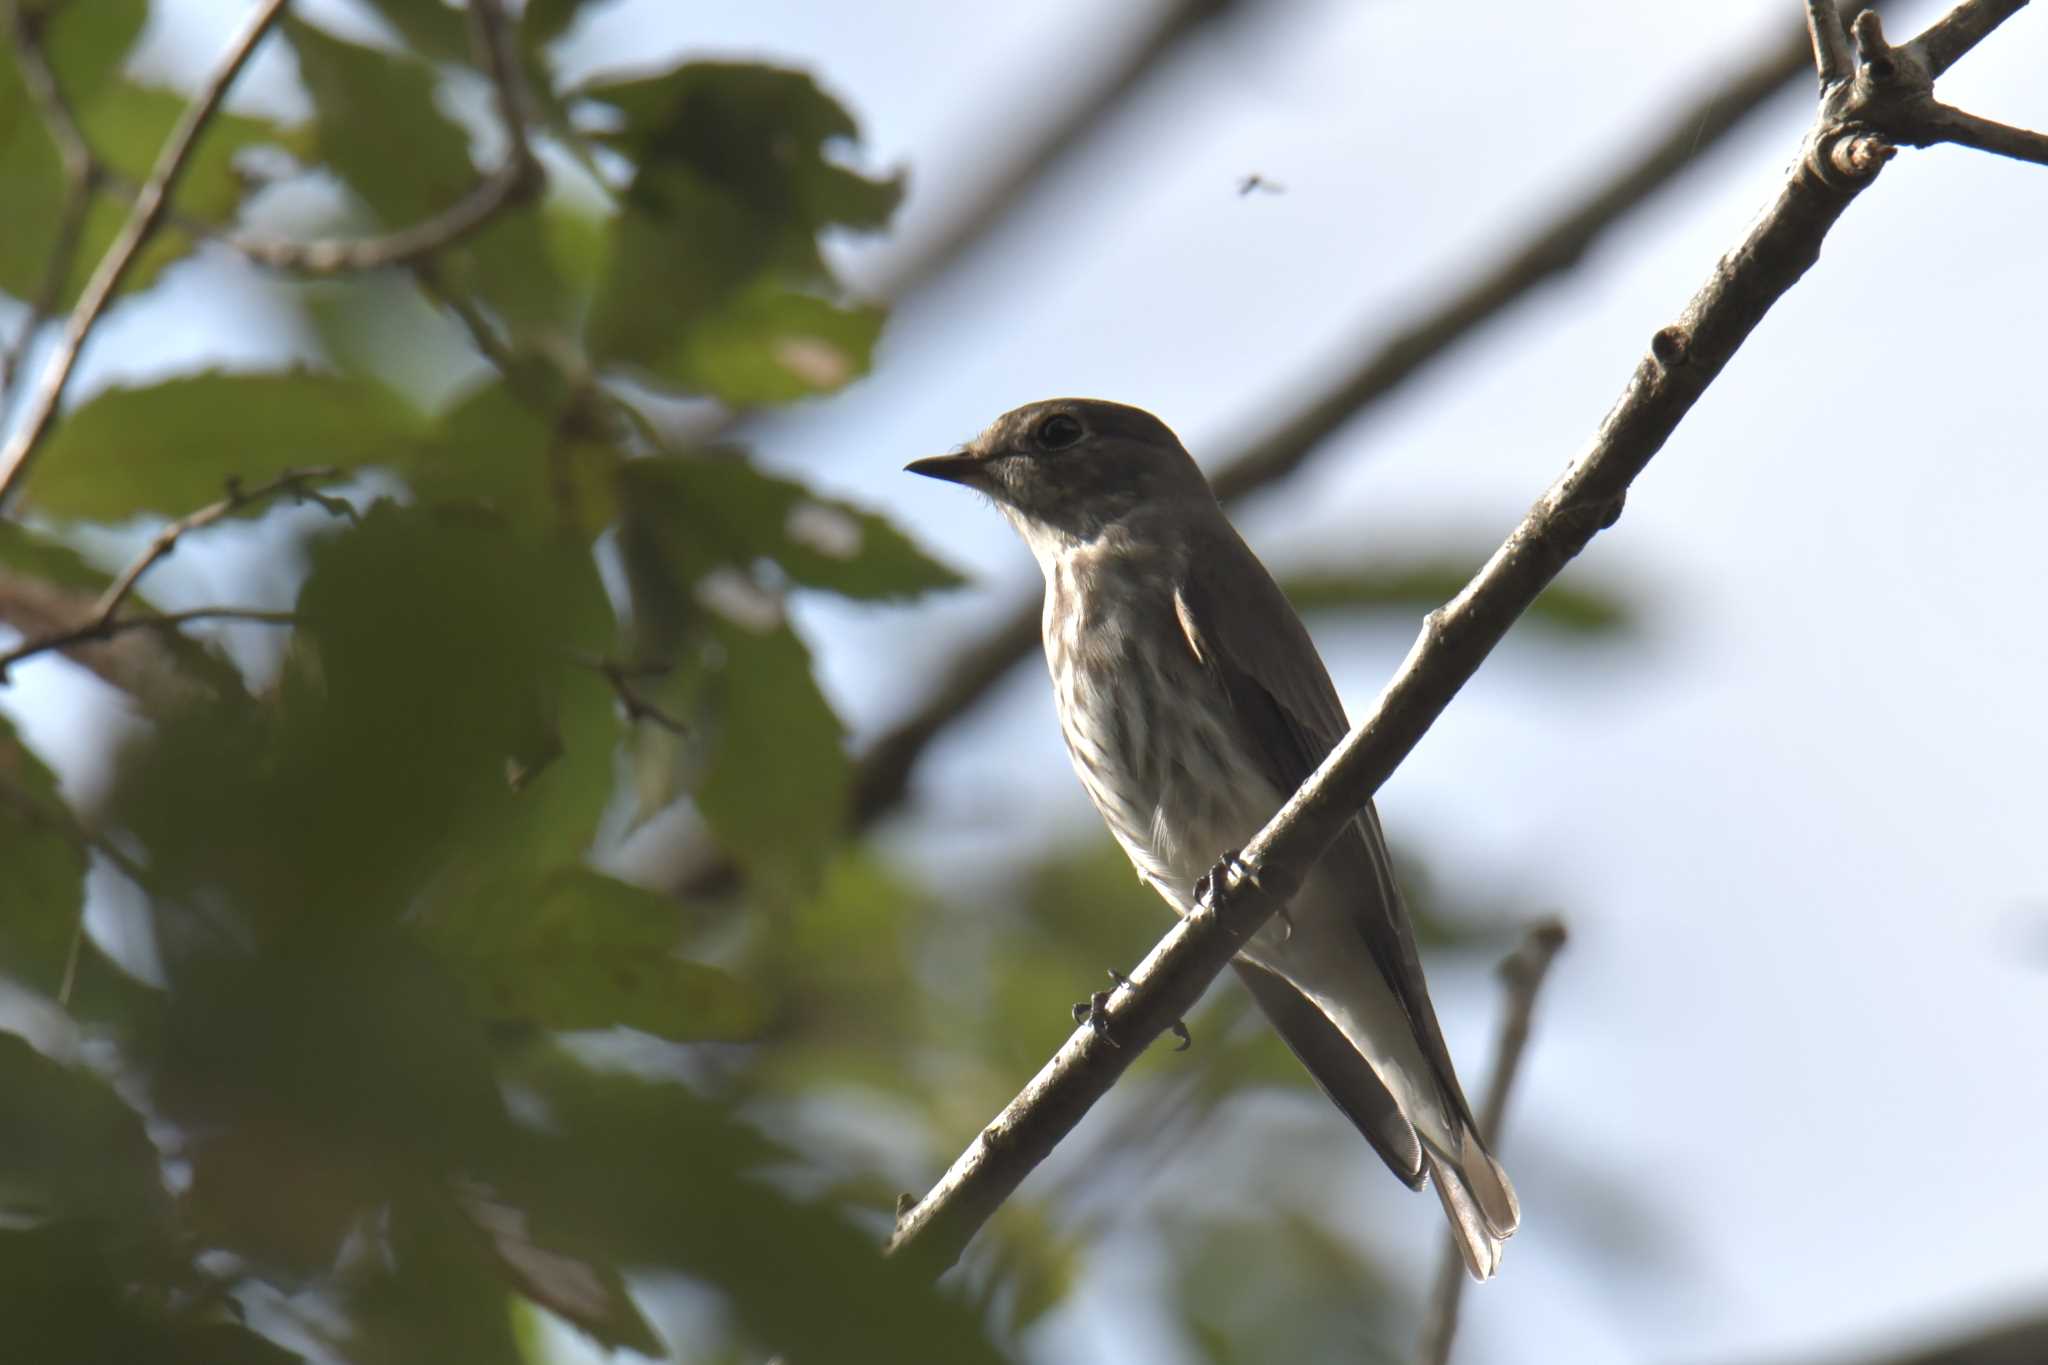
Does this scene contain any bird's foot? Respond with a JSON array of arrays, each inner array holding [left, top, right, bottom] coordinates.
[[1071, 969, 1191, 1051], [1195, 849, 1258, 906], [1072, 970, 1119, 1047], [1196, 850, 1288, 940]]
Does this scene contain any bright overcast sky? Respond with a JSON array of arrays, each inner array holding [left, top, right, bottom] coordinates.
[[9, 3, 2047, 1363]]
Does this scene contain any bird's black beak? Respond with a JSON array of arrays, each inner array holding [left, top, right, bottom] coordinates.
[[904, 452, 985, 487]]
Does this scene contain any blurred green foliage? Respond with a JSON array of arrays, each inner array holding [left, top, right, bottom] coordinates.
[[0, 6, 1631, 1363]]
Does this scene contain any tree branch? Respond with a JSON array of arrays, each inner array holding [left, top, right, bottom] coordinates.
[[225, 0, 544, 275], [0, 467, 342, 683], [89, 466, 349, 625], [1902, 0, 2031, 77], [883, 0, 2039, 1276], [0, 607, 298, 682], [668, 6, 1852, 899], [1419, 918, 1569, 1365], [0, 0, 291, 514]]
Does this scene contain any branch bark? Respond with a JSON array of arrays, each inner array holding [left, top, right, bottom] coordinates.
[[883, 0, 2040, 1277], [0, 0, 291, 514]]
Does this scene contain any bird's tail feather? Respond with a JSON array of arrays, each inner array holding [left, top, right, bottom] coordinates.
[[1422, 1125, 1519, 1281]]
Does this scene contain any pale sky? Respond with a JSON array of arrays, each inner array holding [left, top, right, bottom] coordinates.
[[7, 3, 2046, 1363]]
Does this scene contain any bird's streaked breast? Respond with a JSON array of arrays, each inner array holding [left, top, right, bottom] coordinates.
[[1043, 547, 1272, 912]]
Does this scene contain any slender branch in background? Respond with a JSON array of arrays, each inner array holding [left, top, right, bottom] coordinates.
[[882, 0, 2039, 1277], [0, 467, 345, 682], [666, 5, 1846, 898], [90, 466, 349, 625], [227, 0, 544, 275], [865, 0, 1243, 303], [0, 0, 101, 399], [0, 0, 292, 514], [1419, 918, 1569, 1365], [0, 608, 298, 681]]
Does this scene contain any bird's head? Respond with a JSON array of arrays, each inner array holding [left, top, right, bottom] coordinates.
[[906, 399, 1212, 550]]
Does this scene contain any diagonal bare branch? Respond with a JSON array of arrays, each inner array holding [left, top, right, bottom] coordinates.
[[0, 0, 292, 514], [883, 0, 2038, 1278]]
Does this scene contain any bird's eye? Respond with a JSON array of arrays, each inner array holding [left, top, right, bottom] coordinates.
[[1035, 414, 1084, 450]]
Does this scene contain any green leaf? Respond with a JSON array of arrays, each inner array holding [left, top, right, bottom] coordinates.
[[0, 0, 145, 283], [0, 1033, 171, 1233], [106, 502, 612, 930], [0, 521, 111, 593], [623, 456, 962, 601], [695, 607, 848, 891], [0, 1221, 307, 1365], [524, 0, 600, 49], [499, 1049, 1010, 1365], [430, 867, 765, 1041], [456, 1182, 665, 1356], [355, 0, 472, 63], [581, 62, 901, 237], [398, 378, 621, 541], [25, 370, 419, 519], [653, 279, 885, 404], [581, 62, 901, 395], [286, 17, 475, 226], [1280, 556, 1633, 635], [0, 718, 86, 995], [0, 71, 298, 310]]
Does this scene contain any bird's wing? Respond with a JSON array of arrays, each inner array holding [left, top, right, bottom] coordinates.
[[1176, 530, 1475, 1130]]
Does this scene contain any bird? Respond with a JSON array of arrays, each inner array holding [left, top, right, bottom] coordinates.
[[906, 398, 1519, 1278]]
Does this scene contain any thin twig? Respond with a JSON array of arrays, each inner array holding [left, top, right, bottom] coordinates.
[[1912, 102, 2048, 164], [0, 607, 298, 681], [668, 6, 1847, 899], [0, 0, 292, 513], [90, 466, 348, 625], [867, 0, 1240, 303], [593, 658, 690, 735], [1419, 919, 1568, 1365], [1806, 0, 1854, 84], [1, 1, 101, 399], [226, 0, 543, 275], [882, 0, 2037, 1277]]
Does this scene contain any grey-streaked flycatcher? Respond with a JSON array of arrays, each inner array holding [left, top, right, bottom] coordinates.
[[907, 398, 1518, 1279]]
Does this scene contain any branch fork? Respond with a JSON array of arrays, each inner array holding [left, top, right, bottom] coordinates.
[[1806, 2, 2048, 183]]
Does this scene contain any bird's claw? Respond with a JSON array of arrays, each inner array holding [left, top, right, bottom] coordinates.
[[1073, 969, 1191, 1051], [1072, 988, 1119, 1047], [1195, 849, 1258, 908]]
